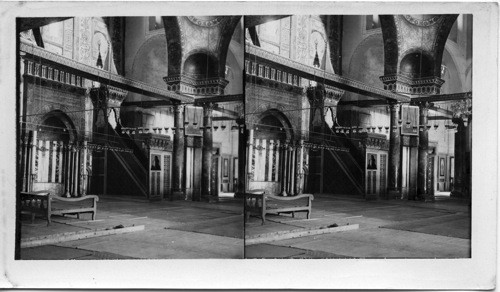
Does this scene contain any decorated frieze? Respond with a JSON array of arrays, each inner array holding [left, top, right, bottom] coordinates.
[[245, 59, 303, 94], [163, 74, 228, 96], [138, 133, 174, 151], [23, 58, 86, 90], [353, 132, 390, 151], [380, 74, 444, 95]]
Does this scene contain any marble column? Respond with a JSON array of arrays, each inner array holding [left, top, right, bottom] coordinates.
[[388, 102, 401, 199], [72, 143, 80, 197], [281, 142, 289, 196], [236, 119, 246, 196], [201, 103, 214, 202], [172, 104, 185, 200], [289, 146, 296, 195], [451, 117, 467, 198], [296, 140, 305, 195], [81, 141, 88, 196], [417, 102, 432, 201], [64, 143, 72, 197], [247, 129, 254, 187], [29, 130, 38, 191]]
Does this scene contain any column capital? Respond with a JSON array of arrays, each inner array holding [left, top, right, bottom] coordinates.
[[413, 101, 434, 109], [173, 103, 185, 113], [200, 102, 217, 111]]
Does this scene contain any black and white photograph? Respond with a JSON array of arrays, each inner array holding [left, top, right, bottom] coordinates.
[[16, 15, 245, 259], [244, 14, 473, 259], [0, 1, 498, 290]]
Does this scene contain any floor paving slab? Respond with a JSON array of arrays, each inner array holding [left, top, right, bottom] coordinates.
[[57, 228, 244, 259]]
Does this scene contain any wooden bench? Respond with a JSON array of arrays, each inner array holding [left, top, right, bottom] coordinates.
[[20, 191, 99, 225], [245, 190, 314, 224]]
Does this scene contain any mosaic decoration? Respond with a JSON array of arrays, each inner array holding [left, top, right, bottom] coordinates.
[[403, 15, 442, 27], [187, 16, 224, 27]]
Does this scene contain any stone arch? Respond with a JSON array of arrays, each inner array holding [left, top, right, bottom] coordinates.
[[345, 32, 385, 101], [217, 16, 242, 79], [224, 40, 244, 95], [432, 15, 459, 78], [440, 45, 463, 94], [38, 110, 78, 142], [130, 33, 169, 87], [126, 33, 169, 104], [162, 16, 183, 76], [255, 109, 294, 142], [464, 62, 472, 91], [379, 15, 399, 75]]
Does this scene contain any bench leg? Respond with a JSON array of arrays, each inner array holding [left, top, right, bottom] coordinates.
[[261, 213, 265, 225], [292, 212, 295, 218], [307, 210, 311, 219]]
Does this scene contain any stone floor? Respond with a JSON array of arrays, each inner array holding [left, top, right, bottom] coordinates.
[[20, 195, 244, 259], [20, 192, 471, 260], [245, 193, 471, 259]]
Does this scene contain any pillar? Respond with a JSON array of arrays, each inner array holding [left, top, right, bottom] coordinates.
[[289, 145, 296, 195], [72, 142, 80, 197], [388, 102, 401, 199], [201, 103, 214, 202], [280, 142, 289, 196], [417, 102, 432, 201], [295, 140, 305, 195], [246, 128, 254, 188], [451, 117, 466, 198], [236, 119, 246, 196], [64, 143, 71, 197], [29, 130, 37, 191], [267, 140, 274, 182], [81, 141, 88, 196], [172, 104, 185, 200]]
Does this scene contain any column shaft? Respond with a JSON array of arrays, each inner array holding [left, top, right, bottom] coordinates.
[[289, 147, 296, 195], [246, 129, 254, 188], [29, 131, 38, 191], [201, 104, 214, 201], [72, 144, 80, 197], [81, 141, 88, 196], [64, 143, 71, 197], [281, 144, 289, 196], [388, 103, 401, 199], [236, 120, 246, 196], [417, 103, 431, 201], [296, 140, 304, 195], [172, 104, 185, 200]]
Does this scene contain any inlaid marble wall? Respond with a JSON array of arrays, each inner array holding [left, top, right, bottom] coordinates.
[[255, 15, 335, 73]]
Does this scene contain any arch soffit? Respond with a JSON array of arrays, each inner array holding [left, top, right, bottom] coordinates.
[[228, 39, 244, 70], [255, 109, 294, 141], [130, 33, 168, 79], [162, 16, 183, 76], [217, 17, 242, 79], [39, 109, 78, 141], [442, 44, 464, 92], [347, 32, 384, 78]]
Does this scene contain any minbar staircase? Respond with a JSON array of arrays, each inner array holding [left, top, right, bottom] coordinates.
[[92, 123, 148, 197], [309, 124, 364, 195]]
